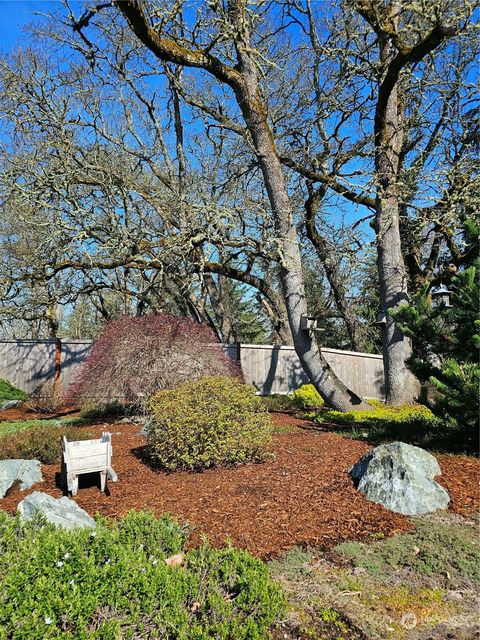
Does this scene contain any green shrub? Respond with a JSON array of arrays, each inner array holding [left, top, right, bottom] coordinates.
[[259, 394, 296, 413], [0, 423, 91, 464], [0, 510, 285, 639], [0, 378, 27, 403], [292, 384, 324, 409], [79, 400, 126, 422], [148, 376, 273, 471]]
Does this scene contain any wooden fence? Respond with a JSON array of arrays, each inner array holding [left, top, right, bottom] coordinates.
[[0, 340, 385, 399]]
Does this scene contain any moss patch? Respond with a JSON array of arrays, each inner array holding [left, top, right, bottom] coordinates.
[[270, 512, 480, 639]]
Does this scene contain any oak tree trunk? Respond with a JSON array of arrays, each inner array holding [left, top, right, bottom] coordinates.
[[232, 53, 370, 411], [374, 12, 418, 405]]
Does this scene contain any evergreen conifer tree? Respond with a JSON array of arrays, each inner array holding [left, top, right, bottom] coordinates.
[[393, 256, 479, 444]]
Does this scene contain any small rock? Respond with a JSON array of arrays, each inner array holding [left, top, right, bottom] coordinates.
[[0, 399, 22, 412], [353, 566, 367, 576], [139, 417, 154, 437], [17, 491, 95, 530], [0, 459, 43, 498], [165, 553, 184, 567]]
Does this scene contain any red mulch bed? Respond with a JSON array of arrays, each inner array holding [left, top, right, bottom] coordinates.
[[0, 415, 478, 558]]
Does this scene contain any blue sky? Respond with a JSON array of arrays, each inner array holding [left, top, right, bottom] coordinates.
[[0, 1, 63, 51]]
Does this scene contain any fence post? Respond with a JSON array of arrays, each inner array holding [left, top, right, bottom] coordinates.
[[53, 338, 62, 396], [235, 342, 242, 366]]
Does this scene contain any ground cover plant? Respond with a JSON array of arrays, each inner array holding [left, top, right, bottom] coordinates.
[[148, 376, 272, 471], [79, 401, 126, 422], [0, 510, 285, 640], [269, 512, 480, 639], [64, 315, 241, 411], [259, 384, 324, 414], [0, 421, 90, 464], [0, 417, 85, 438], [260, 394, 297, 413], [313, 402, 477, 453], [0, 378, 27, 403], [313, 403, 435, 428]]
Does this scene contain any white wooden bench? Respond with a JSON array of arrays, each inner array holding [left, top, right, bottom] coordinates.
[[61, 432, 118, 496]]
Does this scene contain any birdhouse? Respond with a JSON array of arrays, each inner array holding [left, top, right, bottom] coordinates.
[[300, 315, 319, 331], [373, 311, 387, 326]]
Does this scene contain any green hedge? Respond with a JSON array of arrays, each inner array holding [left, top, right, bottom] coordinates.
[[0, 510, 285, 639], [148, 376, 272, 471]]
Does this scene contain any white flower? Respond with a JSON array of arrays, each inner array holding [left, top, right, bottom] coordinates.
[[56, 561, 64, 568], [105, 558, 111, 564], [90, 531, 96, 538], [44, 617, 53, 625], [151, 558, 158, 566], [64, 553, 70, 559], [69, 579, 75, 586], [139, 543, 144, 549], [140, 568, 146, 573]]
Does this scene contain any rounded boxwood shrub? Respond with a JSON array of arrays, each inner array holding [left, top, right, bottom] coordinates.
[[148, 376, 273, 471], [292, 384, 324, 409], [0, 510, 285, 639]]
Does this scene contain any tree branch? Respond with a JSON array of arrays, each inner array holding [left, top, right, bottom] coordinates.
[[115, 0, 242, 88]]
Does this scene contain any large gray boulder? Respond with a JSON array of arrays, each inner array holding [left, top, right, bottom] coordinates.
[[0, 459, 43, 498], [17, 491, 95, 530], [350, 442, 450, 516]]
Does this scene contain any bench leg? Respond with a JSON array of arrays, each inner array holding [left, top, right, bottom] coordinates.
[[71, 475, 79, 496], [100, 471, 107, 493]]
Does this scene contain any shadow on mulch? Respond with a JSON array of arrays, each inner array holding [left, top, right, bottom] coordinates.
[[54, 471, 110, 496]]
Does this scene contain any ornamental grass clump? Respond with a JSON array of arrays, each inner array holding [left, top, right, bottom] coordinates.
[[148, 376, 273, 471]]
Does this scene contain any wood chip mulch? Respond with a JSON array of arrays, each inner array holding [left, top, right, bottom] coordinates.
[[0, 406, 80, 421], [0, 415, 478, 558]]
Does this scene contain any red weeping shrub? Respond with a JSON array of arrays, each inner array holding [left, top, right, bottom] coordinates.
[[64, 314, 241, 409]]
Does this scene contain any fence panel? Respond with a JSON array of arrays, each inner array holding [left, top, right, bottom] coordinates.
[[237, 344, 384, 398], [0, 340, 385, 399], [60, 341, 93, 390], [0, 341, 57, 395]]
